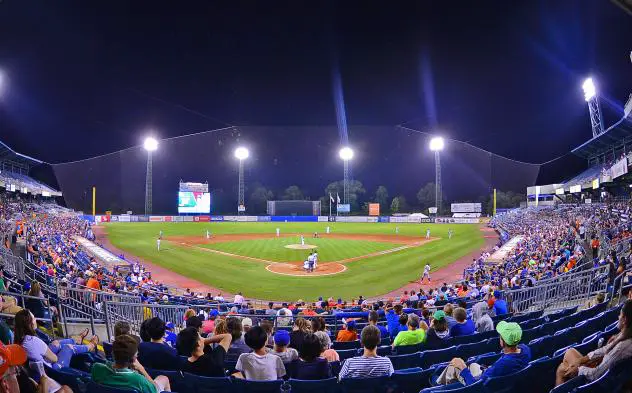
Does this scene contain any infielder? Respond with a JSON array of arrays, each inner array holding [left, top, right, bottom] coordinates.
[[395, 226, 399, 235], [326, 226, 330, 234], [425, 228, 431, 239], [156, 237, 161, 251], [300, 235, 305, 246], [206, 230, 211, 239], [276, 227, 280, 237], [448, 229, 453, 239], [422, 263, 431, 283], [159, 230, 163, 239]]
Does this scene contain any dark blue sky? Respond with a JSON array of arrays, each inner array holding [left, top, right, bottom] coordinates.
[[1, 1, 631, 212]]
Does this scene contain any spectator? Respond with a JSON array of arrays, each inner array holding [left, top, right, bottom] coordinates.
[[226, 317, 250, 360], [289, 317, 311, 352], [443, 304, 457, 328], [265, 302, 276, 316], [311, 316, 330, 336], [14, 310, 97, 370], [339, 325, 394, 380], [472, 302, 494, 333], [185, 316, 203, 331], [385, 304, 403, 339], [183, 309, 196, 321], [269, 330, 298, 363], [177, 327, 232, 377], [314, 331, 339, 362], [164, 322, 177, 347], [214, 319, 228, 335], [234, 326, 286, 381], [555, 299, 632, 385], [241, 317, 253, 334], [447, 308, 474, 337], [425, 310, 451, 349], [367, 310, 388, 339], [288, 333, 332, 380], [493, 291, 508, 315], [114, 321, 132, 338], [445, 321, 531, 386], [259, 319, 274, 347], [202, 310, 219, 335], [137, 317, 179, 370], [393, 314, 426, 347], [336, 320, 358, 342], [92, 334, 170, 393]]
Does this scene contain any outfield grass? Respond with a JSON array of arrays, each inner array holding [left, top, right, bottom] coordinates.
[[104, 222, 485, 300]]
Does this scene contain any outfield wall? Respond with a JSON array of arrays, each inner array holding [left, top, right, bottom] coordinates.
[[89, 214, 488, 224]]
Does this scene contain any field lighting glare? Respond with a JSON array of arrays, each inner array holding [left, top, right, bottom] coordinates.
[[582, 78, 596, 101], [143, 137, 158, 152], [429, 137, 445, 151], [234, 147, 249, 160], [339, 147, 354, 161]]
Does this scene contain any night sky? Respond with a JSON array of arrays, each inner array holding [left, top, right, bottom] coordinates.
[[0, 1, 631, 212]]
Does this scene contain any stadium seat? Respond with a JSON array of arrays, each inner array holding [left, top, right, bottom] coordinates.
[[549, 375, 587, 393], [388, 352, 422, 370], [609, 356, 632, 392], [339, 375, 391, 393], [102, 341, 113, 360], [573, 370, 611, 393], [231, 378, 283, 393], [393, 343, 423, 355], [391, 367, 434, 393], [333, 340, 361, 350], [520, 327, 542, 344], [419, 346, 456, 369], [376, 345, 392, 356], [287, 377, 337, 393], [526, 356, 561, 393], [420, 380, 484, 392], [86, 381, 140, 393], [337, 349, 360, 361], [329, 360, 341, 377], [455, 340, 495, 361], [483, 364, 532, 393], [44, 365, 90, 393], [379, 337, 391, 346], [528, 335, 555, 360], [552, 328, 575, 350], [466, 352, 501, 367], [145, 369, 186, 392]]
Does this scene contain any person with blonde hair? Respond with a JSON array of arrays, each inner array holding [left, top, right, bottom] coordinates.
[[290, 317, 311, 352]]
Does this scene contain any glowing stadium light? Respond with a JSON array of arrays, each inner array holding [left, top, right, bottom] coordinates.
[[339, 147, 354, 161], [429, 136, 445, 151], [582, 78, 596, 101], [234, 147, 249, 160], [143, 137, 159, 152], [0, 70, 5, 97]]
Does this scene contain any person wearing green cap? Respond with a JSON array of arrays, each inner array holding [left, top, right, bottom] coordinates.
[[425, 310, 451, 350], [447, 320, 531, 386]]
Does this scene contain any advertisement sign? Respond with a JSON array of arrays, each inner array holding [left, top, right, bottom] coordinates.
[[238, 205, 246, 212], [149, 216, 164, 222], [179, 182, 209, 193], [337, 204, 351, 213], [171, 216, 183, 222], [569, 185, 581, 193], [210, 216, 224, 222], [164, 216, 172, 222], [182, 216, 194, 222], [130, 216, 140, 222], [555, 188, 565, 195], [592, 179, 599, 190], [451, 203, 482, 213], [337, 216, 369, 223], [429, 207, 437, 214], [119, 215, 131, 222], [137, 216, 149, 222], [368, 203, 380, 216], [378, 216, 390, 223], [318, 216, 329, 222], [110, 215, 119, 222], [436, 217, 480, 224], [257, 216, 271, 222], [611, 158, 628, 179], [178, 192, 211, 214]]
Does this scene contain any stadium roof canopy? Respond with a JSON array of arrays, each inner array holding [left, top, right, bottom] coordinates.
[[572, 117, 632, 160], [0, 140, 43, 171]]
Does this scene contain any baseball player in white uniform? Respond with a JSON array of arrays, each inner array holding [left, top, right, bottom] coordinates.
[[206, 230, 210, 239], [156, 237, 161, 251], [276, 227, 280, 237], [425, 228, 431, 239], [326, 226, 330, 234], [422, 263, 431, 283], [300, 235, 305, 246]]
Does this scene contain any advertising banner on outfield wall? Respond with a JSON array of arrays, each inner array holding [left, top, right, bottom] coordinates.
[[318, 216, 329, 222], [137, 216, 149, 222], [257, 216, 271, 222], [336, 216, 377, 223], [149, 216, 164, 222], [210, 216, 224, 222], [118, 215, 131, 222], [172, 216, 183, 222], [164, 216, 172, 222], [378, 216, 390, 223], [129, 216, 139, 222], [435, 217, 479, 224], [369, 203, 380, 216], [182, 216, 194, 222], [110, 215, 119, 222], [194, 216, 210, 222]]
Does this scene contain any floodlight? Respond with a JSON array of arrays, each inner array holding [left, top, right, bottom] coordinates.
[[429, 137, 445, 151], [582, 78, 596, 101], [234, 147, 249, 160], [339, 147, 354, 161], [0, 70, 5, 97], [143, 137, 158, 152]]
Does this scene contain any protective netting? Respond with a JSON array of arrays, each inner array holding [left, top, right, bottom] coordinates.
[[52, 126, 542, 214]]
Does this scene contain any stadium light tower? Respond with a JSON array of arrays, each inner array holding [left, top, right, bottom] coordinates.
[[143, 136, 159, 216], [582, 77, 605, 138], [429, 136, 444, 215], [339, 147, 354, 207], [0, 70, 5, 98], [234, 147, 249, 214]]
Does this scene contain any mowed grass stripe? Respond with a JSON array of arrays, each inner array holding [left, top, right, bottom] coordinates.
[[104, 222, 485, 300]]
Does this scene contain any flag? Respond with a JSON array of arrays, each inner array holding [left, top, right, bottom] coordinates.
[[329, 193, 334, 203], [336, 193, 341, 204]]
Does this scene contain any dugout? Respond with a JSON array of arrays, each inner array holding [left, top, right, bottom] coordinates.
[[267, 200, 321, 216]]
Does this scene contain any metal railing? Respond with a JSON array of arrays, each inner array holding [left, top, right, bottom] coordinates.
[[505, 264, 610, 314]]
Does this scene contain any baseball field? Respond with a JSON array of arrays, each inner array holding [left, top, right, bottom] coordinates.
[[102, 222, 486, 301]]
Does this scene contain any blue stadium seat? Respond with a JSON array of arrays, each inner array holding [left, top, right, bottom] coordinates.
[[376, 345, 392, 356], [573, 370, 611, 393], [182, 373, 232, 393], [339, 375, 391, 393], [467, 352, 501, 367], [393, 343, 423, 355], [145, 369, 186, 392], [521, 316, 547, 330], [419, 346, 456, 369], [483, 364, 532, 393], [420, 380, 484, 392], [86, 381, 140, 393], [520, 327, 542, 344], [44, 365, 90, 393], [287, 377, 337, 393], [102, 341, 113, 361], [388, 352, 422, 370], [391, 367, 434, 393], [552, 328, 576, 350], [526, 356, 561, 393], [455, 340, 496, 361], [609, 356, 632, 392], [333, 340, 361, 350], [232, 378, 283, 393], [549, 375, 586, 393], [380, 337, 391, 346], [528, 335, 555, 360]]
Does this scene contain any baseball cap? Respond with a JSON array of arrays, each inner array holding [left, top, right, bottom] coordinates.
[[209, 309, 219, 317], [346, 320, 356, 330], [432, 310, 446, 321], [165, 322, 175, 330], [496, 321, 522, 346], [0, 344, 27, 376], [273, 330, 290, 346], [242, 317, 253, 328]]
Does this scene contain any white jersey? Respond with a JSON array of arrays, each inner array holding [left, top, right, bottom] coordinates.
[[276, 228, 280, 237], [395, 227, 399, 234], [156, 239, 161, 250], [206, 230, 210, 239], [424, 264, 431, 273], [326, 226, 330, 234], [300, 236, 305, 245]]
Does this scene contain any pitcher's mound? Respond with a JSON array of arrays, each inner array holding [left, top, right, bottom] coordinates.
[[284, 244, 317, 250]]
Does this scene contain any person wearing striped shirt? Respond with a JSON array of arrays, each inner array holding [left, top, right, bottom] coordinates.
[[338, 325, 394, 380]]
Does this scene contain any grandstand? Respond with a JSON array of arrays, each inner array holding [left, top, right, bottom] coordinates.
[[0, 141, 61, 197]]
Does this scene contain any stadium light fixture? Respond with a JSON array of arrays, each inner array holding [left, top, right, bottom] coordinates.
[[234, 147, 249, 160], [339, 147, 354, 161], [582, 78, 596, 102], [143, 137, 159, 152], [429, 136, 445, 151], [0, 70, 5, 97]]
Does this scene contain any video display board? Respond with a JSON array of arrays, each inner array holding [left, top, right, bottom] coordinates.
[[178, 192, 211, 213]]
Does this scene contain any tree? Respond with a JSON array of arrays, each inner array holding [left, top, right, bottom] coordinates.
[[390, 195, 408, 214], [282, 185, 304, 200], [324, 180, 366, 213], [374, 186, 389, 213], [417, 182, 438, 211], [390, 197, 400, 214], [249, 185, 274, 214]]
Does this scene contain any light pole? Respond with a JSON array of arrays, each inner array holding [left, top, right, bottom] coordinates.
[[582, 78, 605, 138], [234, 147, 249, 215], [429, 137, 444, 215], [143, 136, 158, 216], [339, 147, 354, 211], [0, 70, 5, 98]]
